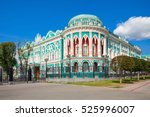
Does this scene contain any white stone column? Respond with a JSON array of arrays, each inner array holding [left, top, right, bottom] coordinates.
[[64, 39, 67, 59], [120, 43, 122, 55], [98, 33, 101, 57], [89, 31, 93, 57], [103, 37, 107, 56], [111, 50, 114, 59], [109, 49, 112, 59], [70, 33, 74, 56], [128, 47, 130, 56], [79, 32, 82, 57], [108, 48, 110, 58]]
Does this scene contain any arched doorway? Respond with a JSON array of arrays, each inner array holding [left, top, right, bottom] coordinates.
[[35, 66, 40, 80]]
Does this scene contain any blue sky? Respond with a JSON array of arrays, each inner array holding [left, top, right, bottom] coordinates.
[[0, 0, 150, 55]]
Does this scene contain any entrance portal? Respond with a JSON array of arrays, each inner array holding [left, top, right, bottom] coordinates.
[[35, 67, 40, 80]]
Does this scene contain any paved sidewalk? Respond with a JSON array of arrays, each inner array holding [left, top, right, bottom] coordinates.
[[121, 80, 150, 93], [0, 80, 150, 100], [46, 77, 109, 82]]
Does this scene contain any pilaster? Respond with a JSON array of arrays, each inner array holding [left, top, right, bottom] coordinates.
[[89, 31, 92, 57], [64, 39, 67, 59], [70, 33, 74, 56], [79, 31, 82, 57], [120, 43, 122, 55], [98, 33, 101, 57], [103, 37, 107, 56]]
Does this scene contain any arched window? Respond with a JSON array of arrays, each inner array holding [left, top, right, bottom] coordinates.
[[82, 62, 89, 72], [93, 62, 98, 72], [92, 44, 95, 56], [76, 45, 79, 56], [74, 38, 79, 56], [58, 50, 60, 58], [67, 40, 71, 55], [42, 46, 45, 54], [82, 38, 89, 56], [55, 51, 58, 59], [101, 40, 104, 56], [74, 62, 78, 72], [92, 38, 98, 56], [49, 53, 51, 61], [83, 44, 88, 56], [52, 53, 54, 60]]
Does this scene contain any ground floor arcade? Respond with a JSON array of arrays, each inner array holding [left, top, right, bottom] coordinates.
[[30, 57, 110, 79]]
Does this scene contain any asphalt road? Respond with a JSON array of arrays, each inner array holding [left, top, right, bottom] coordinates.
[[0, 80, 150, 100]]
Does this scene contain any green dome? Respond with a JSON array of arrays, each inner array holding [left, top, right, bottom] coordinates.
[[68, 14, 103, 27]]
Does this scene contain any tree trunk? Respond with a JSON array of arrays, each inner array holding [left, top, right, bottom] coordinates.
[[25, 62, 28, 83], [28, 67, 32, 81], [119, 78, 122, 83], [143, 74, 145, 80], [26, 59, 29, 83], [0, 68, 2, 84], [20, 60, 23, 79], [137, 72, 140, 81], [130, 71, 132, 82], [6, 70, 9, 83], [9, 67, 13, 82]]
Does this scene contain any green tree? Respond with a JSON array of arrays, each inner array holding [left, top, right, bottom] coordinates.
[[110, 55, 124, 83], [140, 59, 150, 79], [18, 42, 32, 83], [132, 57, 143, 80], [121, 56, 135, 80], [110, 55, 135, 83], [0, 42, 17, 81], [17, 42, 24, 79], [110, 56, 119, 74], [145, 61, 150, 73]]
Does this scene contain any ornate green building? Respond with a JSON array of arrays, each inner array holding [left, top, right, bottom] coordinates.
[[22, 14, 141, 79]]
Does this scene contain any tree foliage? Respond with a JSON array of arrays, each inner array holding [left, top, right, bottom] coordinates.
[[0, 42, 17, 79], [132, 57, 142, 72], [17, 42, 32, 81], [110, 55, 134, 74], [110, 55, 150, 78]]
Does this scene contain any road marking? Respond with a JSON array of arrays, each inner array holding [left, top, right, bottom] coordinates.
[[129, 81, 150, 92]]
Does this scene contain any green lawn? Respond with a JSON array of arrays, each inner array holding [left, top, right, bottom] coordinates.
[[66, 79, 124, 88], [66, 76, 150, 88]]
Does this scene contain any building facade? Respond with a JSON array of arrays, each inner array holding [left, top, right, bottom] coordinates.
[[22, 14, 141, 79], [141, 55, 150, 61]]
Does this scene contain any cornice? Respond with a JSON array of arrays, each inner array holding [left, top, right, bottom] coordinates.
[[62, 26, 109, 37], [108, 36, 141, 53]]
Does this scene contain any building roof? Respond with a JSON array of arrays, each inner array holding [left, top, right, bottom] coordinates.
[[68, 14, 103, 27]]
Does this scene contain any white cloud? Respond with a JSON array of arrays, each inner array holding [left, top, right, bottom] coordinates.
[[113, 16, 150, 40]]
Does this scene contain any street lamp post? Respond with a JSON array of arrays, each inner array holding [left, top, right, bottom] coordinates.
[[45, 57, 48, 79]]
